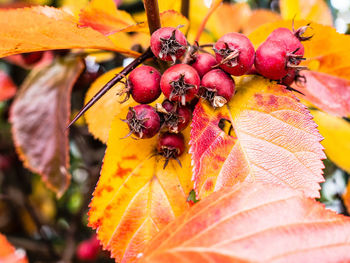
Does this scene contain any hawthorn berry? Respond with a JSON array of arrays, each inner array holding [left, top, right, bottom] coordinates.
[[158, 132, 185, 168], [266, 27, 305, 60], [157, 100, 192, 133], [281, 69, 296, 86], [123, 105, 160, 139], [200, 69, 235, 107], [76, 236, 100, 261], [22, 51, 44, 65], [191, 53, 217, 78], [254, 40, 305, 80], [150, 27, 187, 63], [121, 65, 161, 104], [214, 32, 255, 76], [160, 64, 200, 105]]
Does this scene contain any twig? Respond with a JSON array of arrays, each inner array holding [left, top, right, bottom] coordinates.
[[181, 0, 190, 19], [144, 0, 161, 34], [67, 48, 153, 128], [194, 0, 222, 43]]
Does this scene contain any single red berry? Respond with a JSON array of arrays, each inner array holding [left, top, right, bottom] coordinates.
[[214, 33, 255, 76], [254, 40, 306, 80], [200, 69, 235, 107], [266, 27, 304, 59], [158, 132, 185, 168], [125, 65, 161, 104], [158, 100, 192, 133], [76, 236, 100, 261], [124, 105, 160, 139], [22, 51, 44, 65], [191, 53, 217, 78], [150, 27, 187, 63], [160, 64, 200, 105]]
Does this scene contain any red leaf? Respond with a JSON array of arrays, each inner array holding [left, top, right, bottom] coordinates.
[[140, 182, 350, 263], [0, 233, 28, 263], [0, 70, 16, 101], [294, 70, 350, 117], [190, 76, 325, 200], [10, 57, 84, 197]]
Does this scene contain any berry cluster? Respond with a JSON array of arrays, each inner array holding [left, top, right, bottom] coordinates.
[[121, 25, 309, 167]]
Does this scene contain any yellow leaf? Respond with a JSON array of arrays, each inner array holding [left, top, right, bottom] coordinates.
[[88, 120, 193, 262], [0, 6, 138, 58], [59, 0, 89, 18], [311, 110, 350, 173], [280, 0, 333, 26]]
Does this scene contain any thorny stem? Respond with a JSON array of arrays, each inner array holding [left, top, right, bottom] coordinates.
[[67, 48, 153, 128], [144, 0, 161, 34], [194, 0, 222, 43]]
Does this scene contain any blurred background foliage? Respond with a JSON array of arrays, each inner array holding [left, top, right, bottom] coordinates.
[[0, 0, 349, 262]]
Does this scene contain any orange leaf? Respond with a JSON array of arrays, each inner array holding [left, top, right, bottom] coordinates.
[[0, 6, 138, 58], [249, 20, 350, 117], [88, 118, 193, 262], [79, 0, 136, 35], [140, 182, 350, 263], [280, 0, 333, 26], [10, 57, 84, 197], [190, 76, 325, 200], [0, 70, 16, 101], [0, 233, 28, 263], [242, 9, 282, 35]]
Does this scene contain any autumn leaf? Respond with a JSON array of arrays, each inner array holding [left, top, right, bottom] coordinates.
[[190, 76, 325, 200], [0, 6, 138, 58], [140, 182, 350, 263], [249, 20, 350, 117], [88, 117, 193, 262], [311, 110, 350, 173], [242, 9, 282, 35], [280, 0, 333, 26], [10, 57, 84, 197], [0, 70, 17, 101], [0, 234, 28, 263]]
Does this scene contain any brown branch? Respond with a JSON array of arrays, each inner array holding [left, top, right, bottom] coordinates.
[[144, 0, 162, 34], [67, 48, 153, 128], [181, 0, 190, 19]]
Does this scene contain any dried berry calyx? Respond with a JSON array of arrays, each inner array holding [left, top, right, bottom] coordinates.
[[169, 74, 195, 105], [156, 100, 191, 133], [150, 26, 187, 63], [123, 105, 160, 139], [158, 132, 185, 169], [213, 42, 240, 67]]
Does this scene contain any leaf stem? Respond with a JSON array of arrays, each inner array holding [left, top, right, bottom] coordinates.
[[144, 0, 162, 34], [194, 0, 222, 43], [67, 48, 153, 128]]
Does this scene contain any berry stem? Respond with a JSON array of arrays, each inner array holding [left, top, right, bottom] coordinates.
[[144, 0, 161, 34], [194, 0, 222, 43], [181, 0, 190, 19], [67, 48, 153, 128]]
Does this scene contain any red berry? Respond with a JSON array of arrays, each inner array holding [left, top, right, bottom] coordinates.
[[127, 65, 161, 104], [159, 100, 192, 133], [22, 51, 44, 65], [124, 105, 160, 139], [214, 33, 255, 76], [150, 27, 187, 63], [200, 69, 235, 107], [254, 40, 289, 80], [267, 27, 304, 60], [158, 132, 185, 168], [160, 64, 200, 105], [255, 39, 306, 80], [76, 236, 100, 261], [281, 69, 296, 86], [191, 53, 217, 78]]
